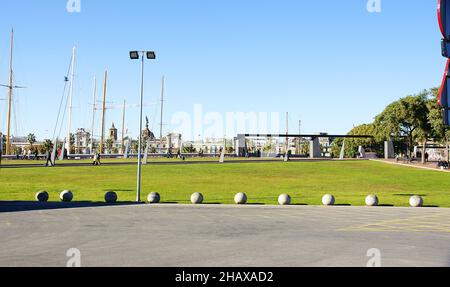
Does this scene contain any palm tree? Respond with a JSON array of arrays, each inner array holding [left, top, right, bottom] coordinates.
[[27, 134, 37, 149], [42, 139, 53, 152], [106, 139, 114, 154]]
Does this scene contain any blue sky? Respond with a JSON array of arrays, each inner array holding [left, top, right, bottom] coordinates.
[[0, 0, 444, 140]]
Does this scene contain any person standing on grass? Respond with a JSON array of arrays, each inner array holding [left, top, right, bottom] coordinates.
[[93, 152, 101, 166], [92, 153, 98, 166], [45, 149, 53, 167]]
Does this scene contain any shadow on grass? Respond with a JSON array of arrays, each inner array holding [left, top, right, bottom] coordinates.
[[0, 201, 141, 213], [394, 194, 428, 197], [379, 204, 395, 207], [335, 204, 352, 206]]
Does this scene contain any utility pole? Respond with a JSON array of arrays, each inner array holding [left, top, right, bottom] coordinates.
[[121, 99, 126, 154], [6, 28, 14, 156], [160, 76, 165, 140], [90, 76, 96, 154], [100, 70, 108, 154], [66, 46, 76, 157]]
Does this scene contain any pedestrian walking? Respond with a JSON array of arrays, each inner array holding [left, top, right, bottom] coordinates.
[[45, 149, 54, 167]]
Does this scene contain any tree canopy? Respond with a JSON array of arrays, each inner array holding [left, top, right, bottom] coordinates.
[[339, 88, 446, 162]]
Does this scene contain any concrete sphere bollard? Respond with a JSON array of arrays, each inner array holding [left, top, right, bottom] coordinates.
[[191, 192, 204, 204], [322, 194, 335, 206], [409, 195, 424, 207], [35, 191, 49, 202], [234, 192, 248, 205], [60, 190, 73, 202], [104, 191, 118, 203], [278, 194, 291, 205], [365, 195, 379, 207], [147, 192, 161, 204]]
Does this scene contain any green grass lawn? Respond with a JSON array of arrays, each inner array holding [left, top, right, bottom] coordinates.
[[0, 156, 279, 166], [1, 160, 449, 207]]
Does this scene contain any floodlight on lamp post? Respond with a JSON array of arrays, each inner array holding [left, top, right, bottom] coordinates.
[[130, 51, 139, 60], [130, 50, 156, 203]]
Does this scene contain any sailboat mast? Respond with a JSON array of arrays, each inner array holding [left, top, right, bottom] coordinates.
[[285, 112, 289, 153], [66, 46, 76, 156], [100, 70, 108, 154], [121, 99, 126, 154], [90, 77, 97, 154], [6, 28, 14, 156], [160, 76, 165, 140]]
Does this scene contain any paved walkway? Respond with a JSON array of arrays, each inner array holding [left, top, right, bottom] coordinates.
[[1, 204, 449, 267]]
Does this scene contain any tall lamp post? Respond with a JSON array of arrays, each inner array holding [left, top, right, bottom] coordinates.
[[130, 50, 156, 202]]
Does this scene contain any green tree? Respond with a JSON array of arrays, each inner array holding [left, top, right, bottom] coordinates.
[[374, 92, 430, 160], [106, 138, 114, 154], [27, 133, 37, 149], [182, 144, 196, 153], [331, 124, 383, 158], [1, 134, 6, 155], [69, 133, 76, 153], [132, 140, 139, 153], [427, 87, 450, 161], [299, 141, 310, 156], [42, 139, 54, 152]]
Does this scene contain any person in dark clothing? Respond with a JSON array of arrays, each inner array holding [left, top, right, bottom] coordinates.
[[425, 152, 429, 163], [93, 152, 101, 166], [45, 150, 54, 167]]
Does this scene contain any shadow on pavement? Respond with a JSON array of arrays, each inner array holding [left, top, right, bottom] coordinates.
[[0, 201, 142, 213]]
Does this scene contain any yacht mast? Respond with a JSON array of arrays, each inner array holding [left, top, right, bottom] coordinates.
[[90, 76, 97, 154], [121, 99, 126, 154], [99, 70, 108, 154], [66, 46, 76, 156], [6, 28, 14, 155], [160, 76, 165, 140]]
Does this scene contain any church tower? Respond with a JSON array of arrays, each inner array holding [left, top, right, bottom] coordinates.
[[109, 123, 118, 142]]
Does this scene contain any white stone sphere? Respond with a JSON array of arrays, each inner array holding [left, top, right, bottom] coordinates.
[[60, 190, 73, 202], [35, 191, 49, 202], [409, 196, 424, 207], [147, 192, 161, 204], [104, 191, 118, 203], [278, 194, 291, 205], [191, 192, 204, 204], [365, 195, 379, 206], [322, 194, 335, 206], [234, 193, 247, 205]]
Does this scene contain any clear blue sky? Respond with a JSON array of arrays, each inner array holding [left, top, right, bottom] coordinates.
[[0, 0, 444, 141]]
